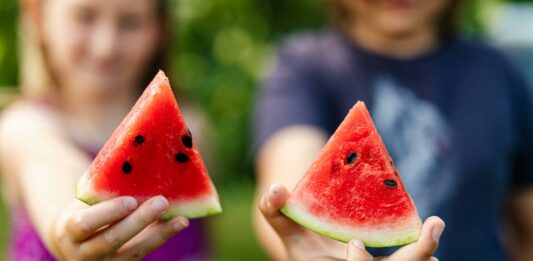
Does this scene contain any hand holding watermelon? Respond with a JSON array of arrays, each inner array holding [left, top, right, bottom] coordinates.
[[68, 71, 221, 258], [259, 183, 445, 261], [52, 196, 189, 260], [257, 102, 445, 259]]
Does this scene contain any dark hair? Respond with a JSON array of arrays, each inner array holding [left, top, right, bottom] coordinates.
[[325, 0, 463, 40]]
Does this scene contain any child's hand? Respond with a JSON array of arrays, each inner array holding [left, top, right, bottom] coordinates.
[[259, 183, 445, 261], [52, 196, 189, 260]]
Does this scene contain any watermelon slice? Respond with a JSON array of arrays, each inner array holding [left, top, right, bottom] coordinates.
[[76, 70, 222, 219], [281, 101, 421, 247]]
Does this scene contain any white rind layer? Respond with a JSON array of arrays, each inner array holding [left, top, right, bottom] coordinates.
[[161, 195, 222, 219], [281, 199, 422, 247], [76, 172, 222, 219]]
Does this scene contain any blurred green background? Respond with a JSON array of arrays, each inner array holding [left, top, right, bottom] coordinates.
[[0, 0, 532, 259]]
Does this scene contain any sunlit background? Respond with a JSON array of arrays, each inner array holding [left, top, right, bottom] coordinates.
[[0, 0, 532, 259]]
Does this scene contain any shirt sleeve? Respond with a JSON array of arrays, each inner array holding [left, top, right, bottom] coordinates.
[[252, 38, 332, 152], [506, 61, 533, 189]]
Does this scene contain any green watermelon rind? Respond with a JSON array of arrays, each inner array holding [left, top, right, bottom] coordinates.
[[76, 173, 105, 206], [280, 200, 422, 248], [76, 173, 222, 220]]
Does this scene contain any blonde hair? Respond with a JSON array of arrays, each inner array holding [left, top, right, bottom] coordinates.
[[19, 2, 55, 100]]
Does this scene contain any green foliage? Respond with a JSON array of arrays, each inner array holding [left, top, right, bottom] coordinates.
[[211, 181, 269, 260], [0, 200, 8, 259], [171, 0, 325, 183], [0, 0, 18, 88]]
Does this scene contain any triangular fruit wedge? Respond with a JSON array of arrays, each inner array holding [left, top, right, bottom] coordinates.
[[76, 70, 222, 219], [281, 101, 421, 247]]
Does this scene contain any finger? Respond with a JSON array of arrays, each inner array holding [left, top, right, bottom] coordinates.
[[412, 216, 445, 259], [67, 196, 138, 241], [347, 240, 373, 261], [415, 216, 445, 258], [259, 183, 306, 239], [115, 217, 189, 260], [79, 196, 169, 258]]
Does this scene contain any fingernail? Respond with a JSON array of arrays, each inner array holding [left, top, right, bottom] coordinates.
[[430, 257, 439, 261], [351, 239, 365, 250], [175, 218, 189, 230], [269, 184, 279, 195], [123, 197, 138, 211], [432, 226, 443, 243], [151, 196, 169, 213]]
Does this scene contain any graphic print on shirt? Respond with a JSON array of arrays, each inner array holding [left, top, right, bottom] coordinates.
[[371, 75, 457, 218]]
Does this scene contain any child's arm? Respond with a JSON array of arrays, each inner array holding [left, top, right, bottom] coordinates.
[[0, 103, 188, 260], [253, 125, 330, 260]]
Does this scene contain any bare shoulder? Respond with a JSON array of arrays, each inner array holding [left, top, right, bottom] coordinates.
[[0, 101, 63, 162], [0, 100, 60, 139]]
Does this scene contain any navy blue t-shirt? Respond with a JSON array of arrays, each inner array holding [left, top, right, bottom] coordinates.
[[254, 31, 533, 260]]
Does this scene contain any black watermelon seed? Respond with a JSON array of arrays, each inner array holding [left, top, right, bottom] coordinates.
[[175, 153, 189, 163], [394, 170, 399, 176], [389, 160, 393, 166], [181, 134, 193, 148], [122, 161, 132, 174], [134, 135, 145, 146], [384, 179, 397, 188], [346, 152, 358, 164]]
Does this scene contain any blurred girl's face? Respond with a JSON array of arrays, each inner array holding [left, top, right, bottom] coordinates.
[[40, 0, 162, 98], [343, 0, 449, 38]]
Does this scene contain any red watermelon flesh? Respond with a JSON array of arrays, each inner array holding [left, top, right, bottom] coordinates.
[[281, 101, 421, 247], [76, 70, 221, 219]]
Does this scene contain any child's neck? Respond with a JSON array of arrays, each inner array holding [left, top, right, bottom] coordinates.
[[348, 22, 439, 59]]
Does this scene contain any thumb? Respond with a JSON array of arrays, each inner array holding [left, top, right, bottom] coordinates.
[[258, 183, 307, 242], [347, 240, 373, 261], [413, 216, 445, 259]]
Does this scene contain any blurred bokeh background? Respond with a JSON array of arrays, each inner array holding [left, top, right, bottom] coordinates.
[[0, 0, 532, 259]]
